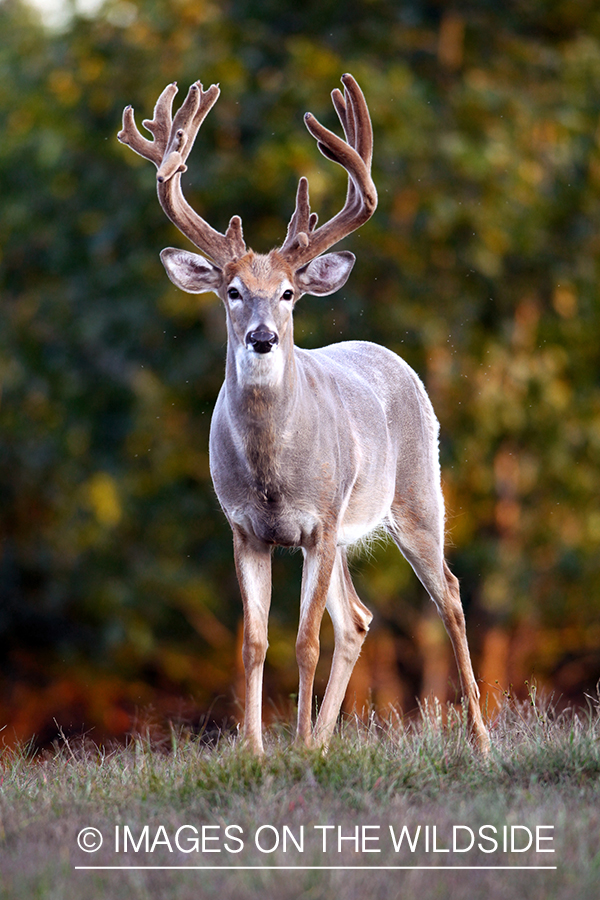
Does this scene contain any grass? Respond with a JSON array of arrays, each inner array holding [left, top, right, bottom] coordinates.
[[1, 691, 600, 899]]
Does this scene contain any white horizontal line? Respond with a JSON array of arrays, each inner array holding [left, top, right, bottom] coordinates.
[[75, 865, 558, 871]]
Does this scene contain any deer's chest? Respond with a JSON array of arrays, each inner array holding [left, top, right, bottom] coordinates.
[[230, 496, 318, 547], [212, 437, 327, 547]]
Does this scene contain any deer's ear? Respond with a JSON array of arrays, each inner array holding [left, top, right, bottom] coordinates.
[[295, 251, 355, 297], [160, 248, 222, 294]]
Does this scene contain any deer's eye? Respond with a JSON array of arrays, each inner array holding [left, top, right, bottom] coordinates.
[[281, 289, 294, 301], [227, 287, 241, 300]]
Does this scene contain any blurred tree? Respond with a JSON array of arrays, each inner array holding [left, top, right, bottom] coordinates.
[[1, 0, 600, 743]]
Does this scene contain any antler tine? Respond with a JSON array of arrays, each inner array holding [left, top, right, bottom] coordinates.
[[119, 81, 247, 266], [118, 105, 164, 167], [330, 85, 359, 210], [157, 81, 222, 182], [332, 77, 373, 211], [341, 75, 373, 168], [280, 74, 377, 267], [140, 82, 179, 159], [282, 177, 312, 249], [331, 87, 355, 150]]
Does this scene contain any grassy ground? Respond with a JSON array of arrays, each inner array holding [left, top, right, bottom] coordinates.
[[1, 692, 600, 899]]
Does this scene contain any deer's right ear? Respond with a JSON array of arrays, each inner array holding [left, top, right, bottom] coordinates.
[[160, 248, 222, 294]]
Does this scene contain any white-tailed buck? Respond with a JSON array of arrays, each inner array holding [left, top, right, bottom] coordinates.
[[118, 74, 489, 754]]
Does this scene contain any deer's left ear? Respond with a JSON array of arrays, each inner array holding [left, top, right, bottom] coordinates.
[[295, 251, 355, 297]]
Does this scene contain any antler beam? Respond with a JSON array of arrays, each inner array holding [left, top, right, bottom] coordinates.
[[118, 81, 246, 266], [279, 73, 378, 267]]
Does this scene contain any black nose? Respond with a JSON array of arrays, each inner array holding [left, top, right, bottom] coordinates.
[[246, 328, 279, 354]]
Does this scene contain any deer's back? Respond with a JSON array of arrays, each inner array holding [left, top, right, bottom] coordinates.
[[300, 340, 438, 447]]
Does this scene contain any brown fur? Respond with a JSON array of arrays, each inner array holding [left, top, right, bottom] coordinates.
[[223, 250, 295, 294]]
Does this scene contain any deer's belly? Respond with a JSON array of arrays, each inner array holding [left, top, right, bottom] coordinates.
[[335, 465, 395, 546], [337, 501, 391, 547]]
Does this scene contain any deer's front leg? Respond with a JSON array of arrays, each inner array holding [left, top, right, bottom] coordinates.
[[233, 529, 272, 755], [296, 536, 337, 746]]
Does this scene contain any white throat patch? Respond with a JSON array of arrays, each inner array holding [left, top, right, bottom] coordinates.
[[235, 343, 284, 387]]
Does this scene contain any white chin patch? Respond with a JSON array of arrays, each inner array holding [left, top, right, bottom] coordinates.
[[235, 344, 284, 387]]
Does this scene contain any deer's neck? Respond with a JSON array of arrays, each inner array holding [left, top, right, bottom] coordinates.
[[225, 334, 299, 428], [224, 335, 301, 494]]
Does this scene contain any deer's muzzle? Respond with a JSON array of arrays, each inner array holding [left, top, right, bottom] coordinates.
[[246, 328, 279, 354]]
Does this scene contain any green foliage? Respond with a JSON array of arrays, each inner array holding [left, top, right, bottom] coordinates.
[[1, 0, 600, 740]]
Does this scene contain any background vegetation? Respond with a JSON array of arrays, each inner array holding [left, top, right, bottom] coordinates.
[[1, 0, 600, 746]]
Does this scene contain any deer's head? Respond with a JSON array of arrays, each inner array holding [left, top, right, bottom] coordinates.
[[118, 75, 377, 378]]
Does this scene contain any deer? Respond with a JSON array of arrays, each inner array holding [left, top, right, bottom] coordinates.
[[118, 74, 490, 755]]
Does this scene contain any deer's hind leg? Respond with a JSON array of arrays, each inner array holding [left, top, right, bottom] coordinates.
[[313, 546, 373, 747], [386, 499, 490, 753]]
